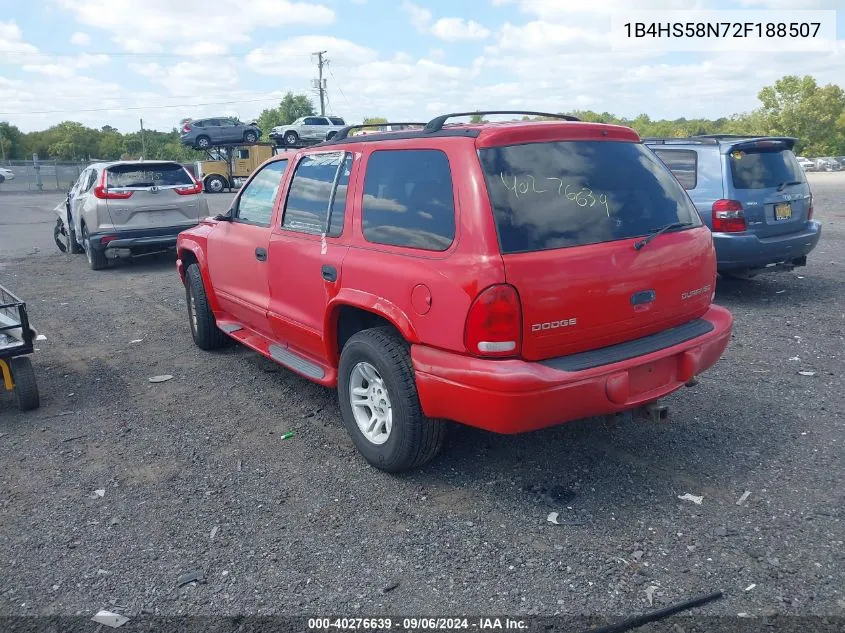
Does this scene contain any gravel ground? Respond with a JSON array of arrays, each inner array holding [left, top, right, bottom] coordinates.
[[0, 177, 843, 626]]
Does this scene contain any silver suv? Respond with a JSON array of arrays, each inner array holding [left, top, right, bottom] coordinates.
[[61, 161, 209, 270], [180, 117, 261, 149], [270, 116, 346, 146]]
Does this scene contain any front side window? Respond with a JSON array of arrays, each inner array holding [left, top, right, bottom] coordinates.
[[235, 159, 288, 226], [361, 149, 455, 251], [478, 140, 702, 254], [282, 152, 350, 235]]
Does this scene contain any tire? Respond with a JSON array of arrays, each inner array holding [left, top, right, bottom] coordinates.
[[204, 175, 227, 193], [185, 263, 226, 350], [337, 327, 445, 473], [243, 131, 258, 144], [11, 357, 39, 411], [67, 209, 84, 254], [81, 224, 108, 270], [283, 131, 299, 146], [0, 174, 5, 184], [196, 135, 211, 149], [54, 218, 68, 253], [326, 131, 336, 140]]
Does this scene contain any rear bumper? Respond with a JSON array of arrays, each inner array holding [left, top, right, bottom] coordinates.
[[89, 224, 199, 254], [714, 221, 821, 271], [412, 305, 733, 434]]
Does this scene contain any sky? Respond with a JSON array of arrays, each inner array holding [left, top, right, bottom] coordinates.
[[0, 0, 843, 133]]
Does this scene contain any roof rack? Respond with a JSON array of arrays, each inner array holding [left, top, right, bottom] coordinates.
[[423, 110, 579, 134], [642, 137, 721, 145], [331, 122, 427, 142]]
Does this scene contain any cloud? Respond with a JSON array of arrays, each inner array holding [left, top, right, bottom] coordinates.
[[0, 21, 38, 54], [57, 0, 336, 50], [70, 31, 91, 46], [431, 18, 490, 41], [402, 1, 432, 31]]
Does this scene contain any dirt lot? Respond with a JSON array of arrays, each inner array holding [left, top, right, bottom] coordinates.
[[0, 177, 843, 625]]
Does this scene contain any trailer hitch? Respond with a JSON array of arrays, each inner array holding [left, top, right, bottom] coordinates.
[[634, 401, 669, 423]]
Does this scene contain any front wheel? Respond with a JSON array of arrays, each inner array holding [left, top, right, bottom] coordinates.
[[11, 357, 40, 411], [185, 263, 226, 350], [337, 327, 445, 472], [204, 175, 227, 193], [283, 131, 299, 146]]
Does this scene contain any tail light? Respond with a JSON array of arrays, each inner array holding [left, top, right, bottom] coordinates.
[[182, 123, 191, 133], [464, 284, 522, 358], [100, 235, 117, 245], [93, 170, 132, 199], [807, 194, 814, 220], [712, 199, 745, 232], [175, 180, 203, 196]]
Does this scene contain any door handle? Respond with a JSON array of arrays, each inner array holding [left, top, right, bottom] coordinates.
[[255, 247, 267, 261], [321, 264, 337, 282]]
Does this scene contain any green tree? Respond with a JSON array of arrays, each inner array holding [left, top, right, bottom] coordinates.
[[469, 111, 487, 123], [757, 75, 845, 155], [0, 122, 25, 159], [257, 92, 316, 138]]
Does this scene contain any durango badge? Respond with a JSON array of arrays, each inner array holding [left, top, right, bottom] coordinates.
[[681, 285, 712, 300]]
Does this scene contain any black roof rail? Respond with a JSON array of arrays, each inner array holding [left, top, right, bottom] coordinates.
[[423, 110, 579, 133], [330, 122, 427, 143], [690, 134, 758, 139], [642, 137, 720, 145]]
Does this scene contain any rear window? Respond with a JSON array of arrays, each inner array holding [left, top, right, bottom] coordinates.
[[729, 146, 803, 189], [106, 163, 192, 188], [479, 141, 701, 255]]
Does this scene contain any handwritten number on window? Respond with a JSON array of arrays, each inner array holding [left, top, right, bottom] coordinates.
[[504, 174, 609, 216]]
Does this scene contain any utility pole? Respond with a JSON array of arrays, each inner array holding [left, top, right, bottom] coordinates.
[[140, 118, 146, 158], [312, 50, 327, 115]]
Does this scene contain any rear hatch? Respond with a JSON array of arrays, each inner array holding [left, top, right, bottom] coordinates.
[[724, 138, 811, 238], [103, 163, 203, 229], [478, 134, 716, 361]]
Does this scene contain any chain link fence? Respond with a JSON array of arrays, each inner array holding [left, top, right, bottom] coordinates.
[[0, 158, 88, 192]]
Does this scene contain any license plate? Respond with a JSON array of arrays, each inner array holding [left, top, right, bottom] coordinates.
[[774, 202, 792, 221]]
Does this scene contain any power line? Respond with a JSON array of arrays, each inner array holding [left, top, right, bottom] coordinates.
[[4, 50, 318, 59], [327, 62, 352, 114], [0, 96, 281, 116]]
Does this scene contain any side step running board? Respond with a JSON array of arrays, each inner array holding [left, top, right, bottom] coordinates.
[[269, 344, 325, 380]]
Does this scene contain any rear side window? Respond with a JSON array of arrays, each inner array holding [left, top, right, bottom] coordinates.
[[106, 163, 193, 188], [361, 149, 455, 251], [282, 152, 350, 235], [651, 149, 698, 189], [729, 146, 803, 189], [329, 117, 345, 125], [478, 141, 701, 255]]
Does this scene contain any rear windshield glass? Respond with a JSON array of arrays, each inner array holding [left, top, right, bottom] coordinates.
[[479, 141, 701, 254], [728, 146, 803, 189], [107, 163, 192, 188]]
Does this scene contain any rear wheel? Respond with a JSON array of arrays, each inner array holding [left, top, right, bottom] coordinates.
[[243, 131, 258, 144], [196, 135, 211, 149], [337, 327, 445, 472], [185, 263, 226, 350], [204, 175, 227, 193], [82, 224, 108, 270], [11, 357, 39, 411]]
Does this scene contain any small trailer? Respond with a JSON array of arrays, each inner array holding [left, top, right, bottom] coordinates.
[[0, 284, 40, 411]]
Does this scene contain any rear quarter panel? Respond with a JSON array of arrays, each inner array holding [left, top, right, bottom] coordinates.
[[339, 137, 506, 354]]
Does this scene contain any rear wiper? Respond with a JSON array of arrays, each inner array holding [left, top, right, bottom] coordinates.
[[633, 222, 692, 251], [776, 180, 802, 191]]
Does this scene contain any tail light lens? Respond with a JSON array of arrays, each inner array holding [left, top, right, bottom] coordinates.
[[175, 180, 203, 195], [182, 123, 191, 133], [807, 194, 814, 220], [712, 199, 745, 232], [93, 171, 132, 199], [100, 235, 117, 245], [464, 284, 522, 358]]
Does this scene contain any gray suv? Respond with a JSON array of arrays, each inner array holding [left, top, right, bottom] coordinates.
[[180, 117, 261, 149], [645, 135, 821, 279]]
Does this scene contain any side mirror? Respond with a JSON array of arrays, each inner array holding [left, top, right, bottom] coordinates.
[[214, 212, 233, 222]]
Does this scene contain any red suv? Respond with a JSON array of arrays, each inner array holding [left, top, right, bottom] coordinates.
[[176, 110, 733, 472]]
